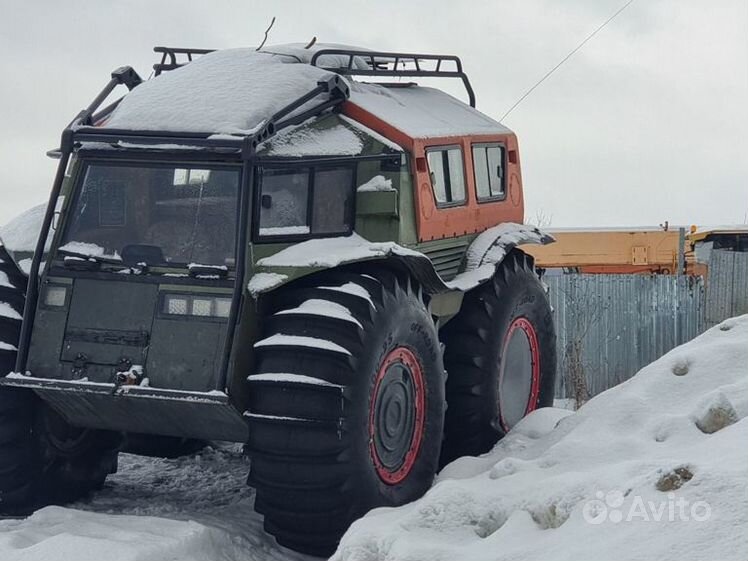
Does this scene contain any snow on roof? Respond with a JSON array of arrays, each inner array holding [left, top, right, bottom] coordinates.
[[258, 119, 364, 157], [104, 45, 506, 140], [349, 82, 511, 139], [103, 48, 338, 135], [257, 42, 372, 69], [334, 315, 748, 561]]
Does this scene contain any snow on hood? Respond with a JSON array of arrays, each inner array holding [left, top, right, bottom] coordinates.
[[103, 48, 341, 135], [333, 315, 748, 561]]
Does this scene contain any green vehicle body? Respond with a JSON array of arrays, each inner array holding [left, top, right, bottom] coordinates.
[[0, 48, 550, 448]]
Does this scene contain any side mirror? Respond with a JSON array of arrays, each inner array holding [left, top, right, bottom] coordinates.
[[496, 165, 503, 180], [261, 194, 273, 209]]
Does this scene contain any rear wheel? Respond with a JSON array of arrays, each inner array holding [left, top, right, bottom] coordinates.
[[440, 250, 556, 466], [247, 270, 445, 556], [0, 244, 120, 514]]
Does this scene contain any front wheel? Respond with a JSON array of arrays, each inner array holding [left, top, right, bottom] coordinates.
[[0, 394, 121, 515], [247, 270, 445, 556], [440, 250, 556, 466]]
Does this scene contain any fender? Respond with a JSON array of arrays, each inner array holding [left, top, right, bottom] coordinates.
[[0, 203, 48, 276], [446, 223, 555, 291], [247, 233, 448, 297], [248, 224, 554, 298]]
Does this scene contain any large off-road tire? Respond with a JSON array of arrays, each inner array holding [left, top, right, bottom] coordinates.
[[440, 250, 556, 466], [0, 394, 122, 515], [0, 244, 120, 515], [0, 243, 25, 376], [247, 270, 445, 556]]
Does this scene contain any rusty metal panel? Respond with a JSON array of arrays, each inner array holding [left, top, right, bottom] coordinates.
[[706, 250, 748, 326], [547, 273, 705, 399]]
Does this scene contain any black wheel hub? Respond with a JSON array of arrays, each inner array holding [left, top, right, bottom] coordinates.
[[373, 364, 416, 470], [369, 347, 425, 484]]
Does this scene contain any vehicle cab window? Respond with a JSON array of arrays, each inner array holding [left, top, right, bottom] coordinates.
[[257, 165, 355, 240], [426, 146, 466, 207], [472, 144, 505, 201]]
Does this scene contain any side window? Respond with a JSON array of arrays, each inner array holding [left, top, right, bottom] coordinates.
[[257, 166, 354, 239], [258, 168, 311, 236], [426, 147, 466, 206], [311, 167, 354, 235], [472, 144, 505, 201]]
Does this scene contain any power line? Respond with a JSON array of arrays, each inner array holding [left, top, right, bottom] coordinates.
[[500, 0, 637, 121]]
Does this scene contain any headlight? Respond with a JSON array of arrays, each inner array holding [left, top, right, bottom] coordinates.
[[44, 285, 67, 307], [162, 294, 232, 318], [214, 298, 231, 318], [165, 295, 189, 315], [192, 298, 213, 317]]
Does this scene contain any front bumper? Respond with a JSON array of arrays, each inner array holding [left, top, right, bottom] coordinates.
[[0, 374, 248, 442]]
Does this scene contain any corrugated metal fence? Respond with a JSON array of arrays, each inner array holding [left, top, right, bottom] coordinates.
[[547, 274, 705, 399], [705, 250, 748, 326]]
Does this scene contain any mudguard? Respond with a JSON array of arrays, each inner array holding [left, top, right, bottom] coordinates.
[[0, 203, 47, 276], [247, 224, 554, 297]]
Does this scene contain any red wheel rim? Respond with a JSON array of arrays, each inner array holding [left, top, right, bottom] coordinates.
[[368, 346, 425, 485], [498, 317, 541, 432]]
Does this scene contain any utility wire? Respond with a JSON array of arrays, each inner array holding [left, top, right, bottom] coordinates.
[[500, 0, 637, 121]]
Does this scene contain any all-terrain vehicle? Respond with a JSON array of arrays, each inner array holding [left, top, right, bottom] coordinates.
[[0, 44, 556, 556]]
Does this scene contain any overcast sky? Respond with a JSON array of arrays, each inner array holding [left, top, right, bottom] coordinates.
[[1, 0, 746, 228]]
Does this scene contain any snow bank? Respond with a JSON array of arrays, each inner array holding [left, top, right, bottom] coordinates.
[[333, 316, 748, 561], [0, 445, 308, 561], [104, 48, 338, 135], [0, 507, 246, 561]]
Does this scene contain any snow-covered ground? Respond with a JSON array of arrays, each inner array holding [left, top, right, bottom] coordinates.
[[1, 317, 747, 561], [0, 446, 314, 561], [334, 315, 748, 561]]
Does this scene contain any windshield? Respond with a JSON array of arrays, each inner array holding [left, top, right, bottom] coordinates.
[[59, 162, 241, 268]]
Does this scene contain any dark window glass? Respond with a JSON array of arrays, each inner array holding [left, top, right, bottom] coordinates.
[[258, 165, 354, 239], [312, 168, 354, 235], [426, 147, 466, 206], [61, 164, 240, 267], [472, 145, 505, 200], [259, 169, 310, 236]]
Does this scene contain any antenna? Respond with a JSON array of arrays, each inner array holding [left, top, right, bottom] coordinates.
[[500, 0, 637, 121], [256, 16, 276, 51]]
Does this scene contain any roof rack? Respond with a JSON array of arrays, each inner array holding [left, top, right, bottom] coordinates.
[[63, 63, 350, 157], [153, 46, 215, 75], [310, 49, 476, 107]]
